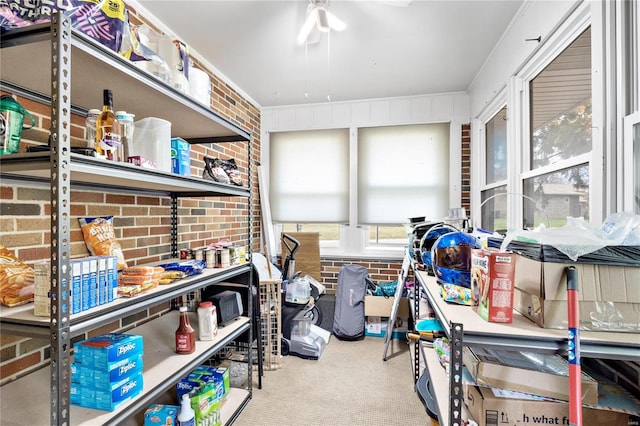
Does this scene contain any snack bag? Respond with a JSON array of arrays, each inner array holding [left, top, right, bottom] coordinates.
[[79, 216, 127, 270], [0, 244, 35, 307]]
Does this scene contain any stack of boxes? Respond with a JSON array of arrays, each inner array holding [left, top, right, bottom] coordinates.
[[174, 365, 230, 426], [71, 333, 144, 411], [34, 256, 118, 317], [171, 137, 191, 177]]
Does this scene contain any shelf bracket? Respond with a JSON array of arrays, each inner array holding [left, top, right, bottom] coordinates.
[[449, 322, 464, 426]]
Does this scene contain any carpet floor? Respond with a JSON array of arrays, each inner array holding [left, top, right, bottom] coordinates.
[[233, 327, 436, 425]]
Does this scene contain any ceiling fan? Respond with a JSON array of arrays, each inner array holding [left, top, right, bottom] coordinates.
[[296, 0, 346, 45]]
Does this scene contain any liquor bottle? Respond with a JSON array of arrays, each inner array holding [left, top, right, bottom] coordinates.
[[95, 89, 123, 161], [175, 306, 195, 354]]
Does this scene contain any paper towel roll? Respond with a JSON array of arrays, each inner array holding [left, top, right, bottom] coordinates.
[[189, 67, 211, 105]]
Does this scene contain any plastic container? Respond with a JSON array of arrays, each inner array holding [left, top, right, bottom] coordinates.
[[132, 117, 171, 172], [188, 66, 211, 105], [197, 301, 217, 341], [85, 108, 100, 149]]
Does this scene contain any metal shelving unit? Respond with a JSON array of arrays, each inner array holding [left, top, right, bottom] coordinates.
[[0, 14, 254, 425], [412, 267, 640, 426]]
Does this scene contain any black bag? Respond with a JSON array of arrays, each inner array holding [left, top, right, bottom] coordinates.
[[332, 264, 375, 340]]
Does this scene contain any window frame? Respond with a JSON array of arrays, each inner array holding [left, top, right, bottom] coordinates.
[[513, 5, 600, 229]]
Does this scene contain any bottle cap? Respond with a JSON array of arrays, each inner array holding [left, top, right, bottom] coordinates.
[[199, 301, 213, 308], [87, 108, 100, 116]]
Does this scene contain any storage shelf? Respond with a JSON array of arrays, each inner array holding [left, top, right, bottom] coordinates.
[[0, 15, 254, 425], [415, 270, 640, 361], [0, 264, 252, 339], [0, 24, 250, 142], [0, 152, 250, 198], [0, 312, 251, 426]]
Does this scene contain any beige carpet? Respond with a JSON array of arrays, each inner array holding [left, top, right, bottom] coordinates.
[[233, 336, 437, 426]]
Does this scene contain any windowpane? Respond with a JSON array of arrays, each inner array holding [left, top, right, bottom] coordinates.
[[270, 129, 349, 223], [368, 226, 407, 245], [522, 164, 589, 229], [480, 186, 507, 233], [486, 108, 508, 184], [530, 27, 592, 169], [358, 123, 450, 225], [281, 223, 340, 243]]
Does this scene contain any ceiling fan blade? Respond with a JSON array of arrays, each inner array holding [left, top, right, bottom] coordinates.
[[326, 10, 346, 32], [297, 6, 318, 44]]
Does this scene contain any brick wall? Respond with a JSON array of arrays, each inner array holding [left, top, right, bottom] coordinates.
[[461, 123, 471, 217], [0, 3, 261, 385]]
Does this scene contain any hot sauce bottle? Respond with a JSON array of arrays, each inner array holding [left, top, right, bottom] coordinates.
[[175, 306, 195, 354]]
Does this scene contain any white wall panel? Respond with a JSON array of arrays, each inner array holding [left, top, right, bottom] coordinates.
[[468, 0, 579, 117]]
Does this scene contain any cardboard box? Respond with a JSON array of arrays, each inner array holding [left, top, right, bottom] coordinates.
[[463, 346, 599, 405], [464, 384, 638, 426], [171, 137, 191, 177], [513, 254, 640, 332], [471, 249, 515, 323], [144, 404, 179, 426], [75, 334, 144, 369], [364, 295, 410, 318], [365, 315, 408, 339]]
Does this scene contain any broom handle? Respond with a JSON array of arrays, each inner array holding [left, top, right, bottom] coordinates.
[[566, 266, 582, 426]]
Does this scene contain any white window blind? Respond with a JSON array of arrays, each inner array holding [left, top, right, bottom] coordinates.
[[357, 123, 450, 225], [269, 129, 349, 223]]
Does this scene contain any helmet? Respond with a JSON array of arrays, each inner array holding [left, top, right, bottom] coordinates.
[[431, 232, 482, 288], [418, 223, 458, 274]]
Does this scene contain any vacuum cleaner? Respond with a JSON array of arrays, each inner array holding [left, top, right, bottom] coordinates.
[[280, 233, 330, 360]]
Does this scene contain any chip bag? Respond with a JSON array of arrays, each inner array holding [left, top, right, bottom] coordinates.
[[0, 244, 35, 307], [79, 216, 127, 270]]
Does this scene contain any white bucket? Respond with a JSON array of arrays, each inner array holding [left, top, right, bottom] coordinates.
[[189, 67, 211, 105], [132, 117, 172, 172]]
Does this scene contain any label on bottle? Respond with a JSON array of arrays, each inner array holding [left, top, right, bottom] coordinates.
[[98, 127, 122, 153], [175, 331, 193, 353]]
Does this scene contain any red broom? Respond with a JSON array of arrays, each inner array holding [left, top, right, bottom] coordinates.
[[566, 266, 582, 426]]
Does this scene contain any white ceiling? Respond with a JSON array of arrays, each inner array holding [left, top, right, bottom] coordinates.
[[134, 0, 524, 108]]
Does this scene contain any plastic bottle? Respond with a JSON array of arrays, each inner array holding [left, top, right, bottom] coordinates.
[[197, 301, 217, 341], [85, 108, 100, 149], [175, 306, 195, 354], [177, 393, 195, 426], [115, 111, 134, 161], [95, 89, 122, 161]]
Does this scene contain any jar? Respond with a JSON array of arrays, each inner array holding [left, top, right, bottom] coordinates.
[[85, 108, 100, 149], [115, 111, 135, 161], [175, 306, 195, 354]]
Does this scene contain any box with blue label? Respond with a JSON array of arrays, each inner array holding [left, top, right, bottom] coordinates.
[[72, 354, 143, 389], [74, 333, 144, 369], [171, 137, 191, 176], [144, 404, 179, 425], [365, 316, 408, 339], [72, 372, 144, 411]]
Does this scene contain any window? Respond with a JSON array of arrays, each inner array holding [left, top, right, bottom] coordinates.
[[269, 129, 349, 225], [524, 27, 592, 228], [269, 123, 451, 256], [480, 107, 508, 233]]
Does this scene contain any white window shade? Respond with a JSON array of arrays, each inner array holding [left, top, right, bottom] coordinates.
[[358, 123, 450, 225], [270, 129, 349, 223]]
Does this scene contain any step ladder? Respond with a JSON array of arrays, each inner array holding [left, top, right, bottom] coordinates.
[[382, 253, 411, 361]]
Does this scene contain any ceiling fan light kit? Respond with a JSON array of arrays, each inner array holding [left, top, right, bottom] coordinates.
[[297, 0, 345, 44]]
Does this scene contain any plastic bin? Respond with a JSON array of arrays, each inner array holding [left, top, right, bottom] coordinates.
[[131, 118, 172, 172]]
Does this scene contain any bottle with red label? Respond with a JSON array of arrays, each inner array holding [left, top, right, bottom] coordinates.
[[175, 306, 195, 354]]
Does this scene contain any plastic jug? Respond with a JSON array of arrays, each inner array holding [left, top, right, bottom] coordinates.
[[0, 95, 35, 155]]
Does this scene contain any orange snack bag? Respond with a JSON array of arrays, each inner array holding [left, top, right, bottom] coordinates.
[[0, 244, 35, 307], [79, 216, 127, 270]]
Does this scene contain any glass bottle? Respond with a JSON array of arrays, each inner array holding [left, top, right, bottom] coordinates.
[[95, 89, 123, 161], [175, 306, 195, 354]]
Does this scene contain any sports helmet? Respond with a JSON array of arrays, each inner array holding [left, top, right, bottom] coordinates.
[[419, 223, 459, 274], [431, 232, 482, 288]]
